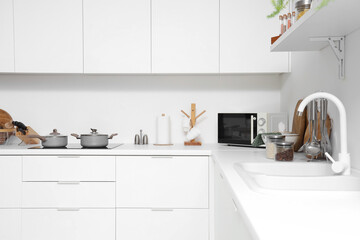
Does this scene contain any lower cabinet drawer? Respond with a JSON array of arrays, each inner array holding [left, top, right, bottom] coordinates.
[[22, 182, 115, 208], [116, 209, 209, 240], [0, 209, 21, 240], [22, 209, 115, 240]]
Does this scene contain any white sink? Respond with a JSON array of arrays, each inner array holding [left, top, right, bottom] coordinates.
[[235, 162, 360, 191]]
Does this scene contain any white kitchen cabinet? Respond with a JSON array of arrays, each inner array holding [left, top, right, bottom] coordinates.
[[0, 210, 21, 240], [22, 209, 115, 240], [152, 0, 219, 73], [220, 0, 289, 73], [116, 156, 209, 208], [22, 156, 115, 182], [22, 182, 115, 208], [214, 164, 253, 240], [14, 0, 83, 73], [83, 0, 151, 73], [116, 209, 208, 240], [0, 0, 14, 72], [0, 156, 22, 208]]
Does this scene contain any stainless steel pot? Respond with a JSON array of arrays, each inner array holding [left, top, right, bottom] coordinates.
[[71, 128, 118, 148], [28, 129, 68, 148]]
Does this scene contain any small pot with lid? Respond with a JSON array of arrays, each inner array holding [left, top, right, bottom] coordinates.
[[71, 128, 118, 148], [28, 129, 68, 148]]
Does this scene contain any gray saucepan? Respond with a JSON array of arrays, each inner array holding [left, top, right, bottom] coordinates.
[[71, 128, 118, 148], [28, 129, 68, 148]]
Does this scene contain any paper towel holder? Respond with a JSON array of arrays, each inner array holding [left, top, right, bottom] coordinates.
[[181, 103, 206, 146]]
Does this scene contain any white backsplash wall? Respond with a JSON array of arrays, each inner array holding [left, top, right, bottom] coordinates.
[[280, 28, 360, 170], [0, 74, 281, 144]]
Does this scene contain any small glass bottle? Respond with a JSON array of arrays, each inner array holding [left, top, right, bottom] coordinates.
[[266, 135, 285, 159], [275, 142, 294, 161], [292, 11, 296, 25], [283, 14, 287, 32], [287, 13, 292, 29], [279, 15, 284, 35]]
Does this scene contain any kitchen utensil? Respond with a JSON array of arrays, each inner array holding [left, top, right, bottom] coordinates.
[[71, 128, 118, 148], [291, 100, 307, 151], [320, 99, 332, 156], [27, 129, 68, 148], [181, 103, 206, 146], [305, 100, 321, 159]]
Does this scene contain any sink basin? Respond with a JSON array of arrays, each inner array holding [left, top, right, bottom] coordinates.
[[235, 162, 360, 191]]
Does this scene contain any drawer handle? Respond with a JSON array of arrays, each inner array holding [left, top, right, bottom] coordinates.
[[57, 156, 81, 158], [57, 208, 80, 211], [151, 156, 174, 159], [151, 209, 174, 212], [57, 181, 80, 185]]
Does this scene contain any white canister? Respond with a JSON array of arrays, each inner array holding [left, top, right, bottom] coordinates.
[[156, 114, 171, 144]]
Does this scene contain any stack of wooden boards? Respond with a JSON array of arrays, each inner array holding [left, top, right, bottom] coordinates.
[[0, 109, 39, 144]]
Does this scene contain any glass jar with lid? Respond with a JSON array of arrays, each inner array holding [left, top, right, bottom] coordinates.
[[275, 142, 294, 161], [266, 135, 285, 159], [295, 0, 312, 20]]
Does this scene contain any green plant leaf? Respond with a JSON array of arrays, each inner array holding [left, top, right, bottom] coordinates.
[[267, 0, 289, 18], [317, 0, 335, 10]]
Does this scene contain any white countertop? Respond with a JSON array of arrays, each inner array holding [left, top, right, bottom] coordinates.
[[1, 142, 359, 240]]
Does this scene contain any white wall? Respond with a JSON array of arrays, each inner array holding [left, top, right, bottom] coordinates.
[[280, 29, 360, 170], [0, 74, 281, 144]]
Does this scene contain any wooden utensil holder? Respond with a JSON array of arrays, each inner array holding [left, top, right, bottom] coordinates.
[[181, 103, 206, 146]]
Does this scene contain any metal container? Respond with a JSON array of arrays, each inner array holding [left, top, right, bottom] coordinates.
[[295, 0, 312, 20], [71, 128, 117, 148], [28, 129, 68, 148]]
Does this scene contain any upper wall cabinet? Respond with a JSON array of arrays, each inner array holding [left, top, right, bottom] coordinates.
[[0, 0, 14, 72], [220, 0, 289, 73], [14, 0, 83, 73], [83, 0, 151, 73], [152, 0, 219, 73]]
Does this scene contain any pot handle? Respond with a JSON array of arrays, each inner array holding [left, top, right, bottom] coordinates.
[[27, 134, 46, 142], [108, 133, 118, 139], [71, 133, 81, 139]]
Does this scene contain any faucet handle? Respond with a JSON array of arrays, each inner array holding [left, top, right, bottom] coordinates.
[[325, 152, 345, 174]]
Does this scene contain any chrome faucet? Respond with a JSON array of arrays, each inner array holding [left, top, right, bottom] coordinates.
[[297, 92, 350, 175]]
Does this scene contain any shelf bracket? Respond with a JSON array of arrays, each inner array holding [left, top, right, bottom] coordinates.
[[310, 36, 345, 79]]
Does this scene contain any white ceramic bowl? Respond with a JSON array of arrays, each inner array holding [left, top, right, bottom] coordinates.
[[282, 133, 300, 144]]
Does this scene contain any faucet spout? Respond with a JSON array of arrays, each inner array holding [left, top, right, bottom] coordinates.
[[297, 92, 350, 175]]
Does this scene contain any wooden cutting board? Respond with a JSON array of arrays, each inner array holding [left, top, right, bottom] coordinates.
[[291, 100, 307, 152], [0, 109, 13, 128]]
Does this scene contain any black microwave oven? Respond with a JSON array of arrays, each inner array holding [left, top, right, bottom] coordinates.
[[218, 113, 288, 146]]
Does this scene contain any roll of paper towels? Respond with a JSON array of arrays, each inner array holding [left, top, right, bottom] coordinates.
[[156, 114, 171, 144]]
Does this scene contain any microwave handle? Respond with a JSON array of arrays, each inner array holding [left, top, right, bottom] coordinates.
[[250, 115, 256, 144]]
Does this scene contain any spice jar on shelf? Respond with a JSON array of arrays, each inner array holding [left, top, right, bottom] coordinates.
[[275, 142, 294, 161], [279, 15, 284, 35], [266, 135, 285, 159], [295, 0, 312, 20]]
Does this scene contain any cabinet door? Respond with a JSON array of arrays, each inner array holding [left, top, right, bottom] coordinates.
[[117, 209, 208, 240], [0, 0, 14, 72], [0, 210, 21, 240], [14, 0, 83, 73], [22, 209, 115, 240], [214, 165, 253, 240], [0, 156, 21, 208], [116, 156, 208, 208], [152, 0, 219, 73], [84, 0, 151, 73], [220, 0, 289, 73]]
